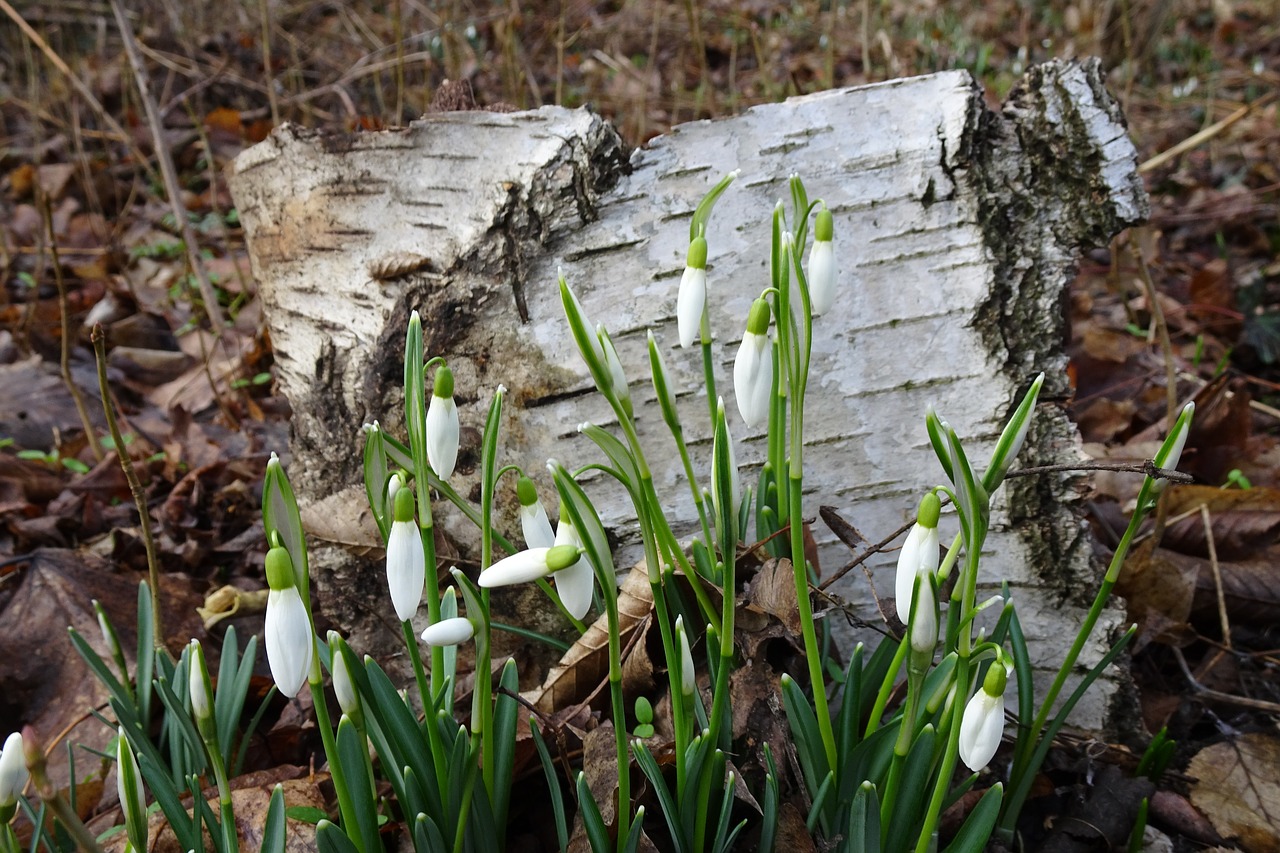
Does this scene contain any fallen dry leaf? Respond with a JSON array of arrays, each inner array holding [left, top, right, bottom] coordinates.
[[1189, 733, 1280, 853]]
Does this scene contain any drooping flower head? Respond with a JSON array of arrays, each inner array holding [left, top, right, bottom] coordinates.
[[0, 731, 29, 822], [551, 515, 594, 621], [478, 543, 582, 589], [895, 492, 941, 619], [958, 663, 1008, 772], [427, 364, 459, 482], [264, 542, 314, 698], [677, 235, 708, 348], [517, 475, 555, 550], [386, 487, 426, 623], [807, 205, 835, 316], [733, 297, 773, 428], [420, 617, 475, 646]]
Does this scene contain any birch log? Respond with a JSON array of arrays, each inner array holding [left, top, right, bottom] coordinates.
[[229, 59, 1147, 731]]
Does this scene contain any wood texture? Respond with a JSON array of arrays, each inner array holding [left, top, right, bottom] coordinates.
[[229, 59, 1147, 729]]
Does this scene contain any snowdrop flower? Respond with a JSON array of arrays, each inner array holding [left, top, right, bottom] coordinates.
[[479, 543, 581, 589], [426, 364, 459, 482], [264, 545, 314, 698], [551, 516, 594, 621], [677, 235, 708, 348], [676, 616, 695, 697], [116, 727, 147, 852], [421, 617, 475, 646], [958, 664, 1008, 772], [895, 492, 941, 619], [517, 475, 555, 549], [733, 298, 773, 428], [0, 731, 29, 820], [386, 487, 426, 623], [808, 206, 835, 316]]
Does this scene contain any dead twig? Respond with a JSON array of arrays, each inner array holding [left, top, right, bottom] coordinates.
[[1139, 90, 1279, 174], [37, 188, 102, 463]]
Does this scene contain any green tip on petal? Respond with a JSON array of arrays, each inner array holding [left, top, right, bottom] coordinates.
[[815, 206, 834, 242], [746, 297, 771, 335], [393, 485, 417, 523], [433, 364, 454, 398], [265, 546, 296, 591], [918, 492, 942, 529], [686, 235, 708, 270], [516, 474, 538, 507]]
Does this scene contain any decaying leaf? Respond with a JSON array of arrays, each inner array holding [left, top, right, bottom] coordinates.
[[1116, 538, 1198, 650], [527, 563, 654, 714], [1189, 733, 1280, 853]]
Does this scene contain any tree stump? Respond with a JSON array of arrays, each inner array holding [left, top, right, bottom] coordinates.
[[228, 59, 1147, 730]]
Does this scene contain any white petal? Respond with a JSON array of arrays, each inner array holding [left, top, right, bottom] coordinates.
[[908, 576, 937, 654], [676, 267, 706, 349], [266, 587, 313, 698], [958, 690, 1004, 771], [421, 617, 475, 646], [426, 394, 459, 482], [677, 617, 695, 696], [520, 501, 556, 550], [554, 559, 594, 620], [895, 524, 927, 613], [479, 548, 553, 588], [0, 732, 29, 805], [808, 240, 835, 316], [387, 520, 426, 622], [733, 332, 771, 428]]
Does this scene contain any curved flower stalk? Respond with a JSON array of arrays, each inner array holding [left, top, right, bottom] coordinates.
[[264, 541, 314, 699], [426, 364, 459, 482], [386, 487, 426, 623]]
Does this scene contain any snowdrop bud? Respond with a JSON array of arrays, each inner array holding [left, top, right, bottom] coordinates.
[[808, 207, 835, 316], [958, 665, 1008, 772], [1152, 402, 1194, 494], [598, 326, 632, 418], [733, 298, 773, 428], [116, 728, 147, 853], [386, 470, 404, 505], [677, 236, 708, 348], [327, 632, 360, 717], [676, 616, 695, 697], [386, 488, 426, 623], [427, 365, 459, 482], [895, 492, 941, 618], [188, 641, 212, 725], [517, 476, 555, 549], [420, 617, 475, 647], [264, 545, 314, 699], [0, 731, 29, 819], [552, 517, 594, 620], [909, 573, 938, 658]]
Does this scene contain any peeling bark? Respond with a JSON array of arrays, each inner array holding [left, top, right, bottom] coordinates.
[[229, 60, 1146, 730]]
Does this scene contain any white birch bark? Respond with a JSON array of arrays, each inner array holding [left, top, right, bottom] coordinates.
[[229, 59, 1147, 730]]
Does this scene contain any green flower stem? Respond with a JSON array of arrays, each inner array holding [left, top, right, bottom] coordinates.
[[310, 661, 363, 853], [671, 422, 715, 559], [605, 592, 631, 849], [651, 502, 721, 636], [999, 481, 1151, 832], [0, 820, 18, 853], [451, 737, 481, 853], [199, 718, 239, 853], [864, 639, 909, 740], [880, 666, 925, 830], [417, 513, 445, 700], [693, 752, 717, 848], [788, 474, 838, 777], [401, 621, 450, 801], [914, 653, 971, 853], [655, 589, 690, 797], [700, 322, 718, 429]]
